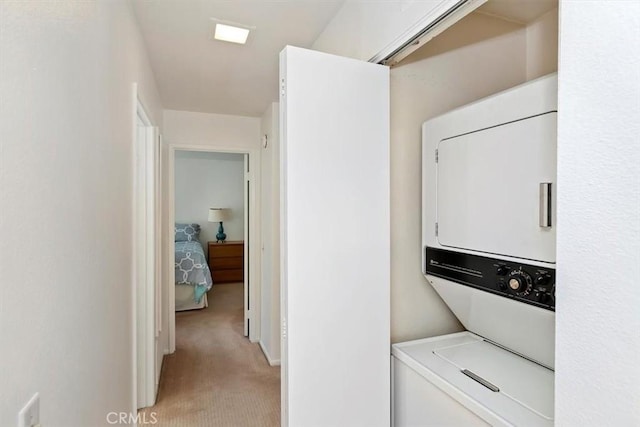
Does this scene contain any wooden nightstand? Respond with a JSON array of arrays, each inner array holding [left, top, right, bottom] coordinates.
[[208, 241, 244, 283]]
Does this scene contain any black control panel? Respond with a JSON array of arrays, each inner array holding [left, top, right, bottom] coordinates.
[[425, 247, 555, 311]]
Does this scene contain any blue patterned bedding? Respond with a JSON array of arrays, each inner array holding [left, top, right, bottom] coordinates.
[[175, 241, 213, 302]]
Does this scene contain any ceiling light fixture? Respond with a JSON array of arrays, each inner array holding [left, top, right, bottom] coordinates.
[[214, 23, 250, 44]]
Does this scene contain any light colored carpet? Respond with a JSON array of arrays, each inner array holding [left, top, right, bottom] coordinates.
[[141, 282, 281, 427]]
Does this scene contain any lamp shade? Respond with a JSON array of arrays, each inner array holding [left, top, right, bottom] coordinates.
[[208, 208, 228, 222]]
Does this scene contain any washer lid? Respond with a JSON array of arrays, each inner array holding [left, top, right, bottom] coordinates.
[[434, 339, 554, 420], [393, 332, 554, 426]]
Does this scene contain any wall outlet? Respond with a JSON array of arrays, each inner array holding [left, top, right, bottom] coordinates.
[[18, 393, 40, 427]]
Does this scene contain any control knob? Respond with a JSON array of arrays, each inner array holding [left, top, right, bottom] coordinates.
[[534, 289, 549, 304], [496, 265, 510, 276], [507, 269, 532, 296], [535, 273, 551, 286]]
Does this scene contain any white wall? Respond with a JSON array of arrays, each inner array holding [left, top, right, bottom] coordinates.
[[175, 151, 245, 245], [163, 110, 261, 150], [0, 1, 162, 425], [259, 103, 281, 364], [556, 2, 640, 425]]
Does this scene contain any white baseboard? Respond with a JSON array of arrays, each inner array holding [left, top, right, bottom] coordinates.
[[259, 341, 281, 366]]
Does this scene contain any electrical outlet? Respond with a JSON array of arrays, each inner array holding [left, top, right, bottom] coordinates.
[[18, 393, 40, 427]]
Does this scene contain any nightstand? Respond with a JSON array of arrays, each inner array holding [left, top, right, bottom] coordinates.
[[208, 241, 244, 283]]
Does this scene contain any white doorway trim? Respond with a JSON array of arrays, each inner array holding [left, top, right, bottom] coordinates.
[[167, 144, 261, 353], [133, 87, 161, 410], [243, 153, 251, 337]]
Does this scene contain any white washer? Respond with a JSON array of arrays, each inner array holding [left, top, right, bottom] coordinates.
[[392, 332, 554, 427]]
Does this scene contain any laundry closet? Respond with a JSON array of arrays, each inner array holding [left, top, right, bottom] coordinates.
[[390, 3, 559, 425], [279, 1, 559, 426], [388, 0, 558, 345]]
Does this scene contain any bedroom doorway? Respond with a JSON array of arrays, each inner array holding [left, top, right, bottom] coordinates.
[[172, 150, 247, 318], [167, 145, 261, 352]]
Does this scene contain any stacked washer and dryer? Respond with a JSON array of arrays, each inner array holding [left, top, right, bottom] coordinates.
[[392, 74, 557, 426]]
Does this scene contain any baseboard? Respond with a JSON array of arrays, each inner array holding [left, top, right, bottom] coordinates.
[[259, 341, 281, 366]]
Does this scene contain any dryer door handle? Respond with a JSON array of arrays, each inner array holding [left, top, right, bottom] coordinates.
[[539, 183, 552, 228]]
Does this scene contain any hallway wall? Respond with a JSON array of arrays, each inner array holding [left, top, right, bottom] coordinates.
[[0, 1, 163, 425], [163, 110, 261, 150]]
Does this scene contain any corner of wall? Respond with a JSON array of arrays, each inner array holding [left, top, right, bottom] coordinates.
[[525, 7, 559, 81]]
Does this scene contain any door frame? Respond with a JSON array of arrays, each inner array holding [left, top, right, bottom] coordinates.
[[167, 144, 261, 353], [133, 87, 161, 410]]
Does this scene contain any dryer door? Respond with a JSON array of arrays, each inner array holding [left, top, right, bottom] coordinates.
[[437, 112, 556, 263]]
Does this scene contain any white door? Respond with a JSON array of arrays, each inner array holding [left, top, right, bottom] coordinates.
[[437, 113, 557, 263], [280, 46, 390, 427]]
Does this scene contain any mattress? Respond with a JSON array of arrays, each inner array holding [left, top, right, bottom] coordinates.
[[175, 284, 209, 311]]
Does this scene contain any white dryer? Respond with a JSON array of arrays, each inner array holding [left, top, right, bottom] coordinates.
[[393, 74, 557, 426]]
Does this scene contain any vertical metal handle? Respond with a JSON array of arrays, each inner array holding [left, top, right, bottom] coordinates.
[[539, 183, 552, 228]]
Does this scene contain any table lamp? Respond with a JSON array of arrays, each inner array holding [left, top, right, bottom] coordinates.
[[208, 208, 229, 243]]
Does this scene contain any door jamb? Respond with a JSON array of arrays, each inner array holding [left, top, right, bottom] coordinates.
[[167, 144, 261, 353], [133, 88, 160, 410]]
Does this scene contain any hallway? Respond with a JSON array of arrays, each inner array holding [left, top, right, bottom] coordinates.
[[141, 283, 280, 427]]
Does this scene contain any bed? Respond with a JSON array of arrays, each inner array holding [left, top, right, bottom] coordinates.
[[174, 223, 213, 311]]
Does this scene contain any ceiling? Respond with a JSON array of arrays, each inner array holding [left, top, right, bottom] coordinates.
[[132, 0, 344, 117], [133, 0, 557, 117], [475, 0, 558, 25]]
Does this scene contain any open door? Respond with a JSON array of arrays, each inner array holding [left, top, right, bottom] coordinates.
[[280, 46, 390, 427]]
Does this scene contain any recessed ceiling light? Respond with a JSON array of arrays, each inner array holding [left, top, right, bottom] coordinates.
[[214, 23, 250, 45]]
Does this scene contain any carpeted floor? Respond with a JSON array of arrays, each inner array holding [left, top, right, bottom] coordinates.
[[141, 282, 281, 427]]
